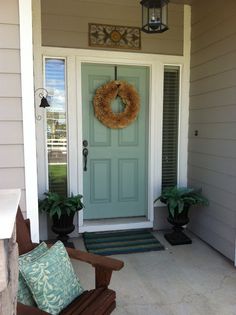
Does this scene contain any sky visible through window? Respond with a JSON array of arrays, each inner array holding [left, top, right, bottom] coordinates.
[[45, 58, 68, 196]]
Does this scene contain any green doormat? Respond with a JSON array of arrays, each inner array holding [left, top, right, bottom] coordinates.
[[83, 230, 165, 255]]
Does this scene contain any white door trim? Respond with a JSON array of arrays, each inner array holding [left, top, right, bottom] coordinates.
[[36, 47, 187, 233], [76, 56, 159, 232]]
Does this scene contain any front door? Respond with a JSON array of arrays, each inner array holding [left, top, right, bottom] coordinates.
[[81, 63, 149, 220]]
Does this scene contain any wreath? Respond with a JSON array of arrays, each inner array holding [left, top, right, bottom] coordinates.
[[93, 80, 140, 129]]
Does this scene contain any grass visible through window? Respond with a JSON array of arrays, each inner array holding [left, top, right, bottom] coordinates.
[[48, 164, 67, 196]]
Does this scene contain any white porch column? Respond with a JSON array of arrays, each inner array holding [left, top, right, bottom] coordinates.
[[19, 0, 39, 242]]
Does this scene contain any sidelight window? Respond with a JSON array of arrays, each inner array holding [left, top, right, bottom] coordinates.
[[44, 58, 68, 196]]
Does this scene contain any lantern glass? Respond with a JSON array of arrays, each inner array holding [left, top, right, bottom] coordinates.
[[140, 0, 169, 34]]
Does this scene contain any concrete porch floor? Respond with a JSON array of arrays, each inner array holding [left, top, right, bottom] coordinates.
[[72, 231, 236, 315]]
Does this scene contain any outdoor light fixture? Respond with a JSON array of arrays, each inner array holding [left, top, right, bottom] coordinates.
[[140, 0, 169, 34], [35, 88, 50, 108]]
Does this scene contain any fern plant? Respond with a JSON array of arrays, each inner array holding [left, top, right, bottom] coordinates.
[[155, 186, 209, 218], [39, 192, 84, 219]]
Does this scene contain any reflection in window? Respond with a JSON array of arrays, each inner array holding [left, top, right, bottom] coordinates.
[[45, 58, 68, 196]]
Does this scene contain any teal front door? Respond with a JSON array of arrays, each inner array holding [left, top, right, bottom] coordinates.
[[81, 64, 149, 220]]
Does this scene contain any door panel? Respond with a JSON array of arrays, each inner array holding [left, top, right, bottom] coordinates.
[[90, 159, 111, 204], [82, 63, 149, 219]]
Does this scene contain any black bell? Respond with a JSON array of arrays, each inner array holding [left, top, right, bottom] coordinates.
[[39, 96, 50, 108]]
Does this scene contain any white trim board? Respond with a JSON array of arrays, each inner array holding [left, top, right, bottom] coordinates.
[[178, 4, 191, 187], [19, 0, 39, 242], [41, 46, 185, 64], [80, 221, 153, 233]]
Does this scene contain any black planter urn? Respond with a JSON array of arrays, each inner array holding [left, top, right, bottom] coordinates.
[[164, 204, 192, 245], [51, 212, 75, 244]]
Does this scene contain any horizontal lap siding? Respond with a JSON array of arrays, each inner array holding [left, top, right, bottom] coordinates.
[[0, 0, 25, 210], [188, 0, 236, 261], [41, 0, 184, 55]]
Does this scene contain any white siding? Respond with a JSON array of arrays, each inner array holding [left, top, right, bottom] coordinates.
[[0, 0, 26, 210], [41, 0, 184, 56], [188, 0, 236, 261]]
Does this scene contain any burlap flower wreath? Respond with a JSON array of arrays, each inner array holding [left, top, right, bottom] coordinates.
[[93, 80, 140, 129]]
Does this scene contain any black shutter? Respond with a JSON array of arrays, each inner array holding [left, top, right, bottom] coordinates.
[[162, 66, 180, 189]]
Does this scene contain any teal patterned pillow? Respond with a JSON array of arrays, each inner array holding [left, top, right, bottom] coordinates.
[[19, 241, 84, 315], [18, 273, 35, 306], [18, 242, 48, 306]]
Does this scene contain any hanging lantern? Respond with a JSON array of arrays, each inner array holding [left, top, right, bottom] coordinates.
[[140, 0, 169, 34]]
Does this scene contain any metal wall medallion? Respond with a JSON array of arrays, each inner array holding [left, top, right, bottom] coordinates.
[[89, 23, 141, 50]]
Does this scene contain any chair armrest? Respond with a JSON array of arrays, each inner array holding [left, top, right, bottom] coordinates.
[[66, 247, 124, 271], [17, 302, 50, 315], [46, 244, 124, 271], [23, 216, 123, 271], [66, 247, 124, 288]]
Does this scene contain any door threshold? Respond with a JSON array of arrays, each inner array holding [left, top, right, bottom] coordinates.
[[79, 217, 153, 233]]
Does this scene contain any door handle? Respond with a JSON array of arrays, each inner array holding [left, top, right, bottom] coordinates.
[[83, 148, 88, 171]]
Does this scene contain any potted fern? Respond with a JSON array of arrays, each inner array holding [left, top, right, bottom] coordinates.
[[155, 186, 208, 245], [39, 192, 84, 244]]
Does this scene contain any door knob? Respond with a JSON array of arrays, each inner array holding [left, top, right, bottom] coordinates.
[[83, 148, 88, 171], [83, 140, 88, 147]]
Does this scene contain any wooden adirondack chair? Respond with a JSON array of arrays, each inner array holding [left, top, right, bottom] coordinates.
[[16, 208, 124, 315]]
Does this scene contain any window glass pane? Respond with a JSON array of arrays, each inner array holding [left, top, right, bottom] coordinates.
[[162, 66, 180, 189], [45, 58, 68, 196]]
